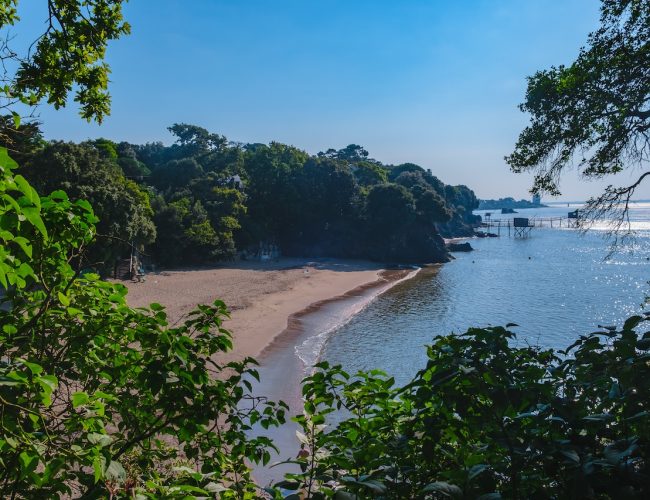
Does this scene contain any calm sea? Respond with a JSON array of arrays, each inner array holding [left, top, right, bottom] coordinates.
[[317, 202, 650, 385], [252, 202, 650, 483]]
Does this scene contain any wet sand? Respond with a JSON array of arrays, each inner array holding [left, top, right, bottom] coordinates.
[[250, 268, 419, 486]]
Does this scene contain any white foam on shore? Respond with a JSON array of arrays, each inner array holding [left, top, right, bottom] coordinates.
[[294, 267, 421, 372]]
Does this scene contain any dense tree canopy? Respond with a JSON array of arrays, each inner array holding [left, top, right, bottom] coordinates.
[[507, 0, 649, 233], [9, 122, 480, 269], [0, 6, 284, 494], [19, 140, 156, 271]]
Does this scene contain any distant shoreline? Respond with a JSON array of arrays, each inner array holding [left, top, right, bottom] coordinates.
[[478, 199, 548, 211]]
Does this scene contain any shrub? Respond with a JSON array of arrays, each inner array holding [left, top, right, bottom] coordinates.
[[281, 318, 650, 498], [0, 150, 286, 498]]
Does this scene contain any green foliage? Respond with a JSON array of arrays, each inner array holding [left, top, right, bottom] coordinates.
[[9, 125, 479, 267], [5, 150, 650, 499], [366, 183, 416, 234], [364, 183, 449, 262], [506, 0, 649, 207], [351, 161, 389, 189], [116, 142, 151, 178], [243, 142, 309, 242], [110, 133, 478, 266], [278, 315, 650, 498], [18, 140, 156, 271], [0, 150, 287, 498], [318, 144, 371, 162], [150, 179, 245, 265], [1, 1, 130, 123], [0, 115, 45, 164], [151, 196, 219, 265]]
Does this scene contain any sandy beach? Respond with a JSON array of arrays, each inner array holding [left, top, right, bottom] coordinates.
[[123, 258, 385, 362]]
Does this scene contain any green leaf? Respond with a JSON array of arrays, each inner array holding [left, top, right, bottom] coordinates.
[[3, 324, 17, 334], [169, 485, 209, 494], [72, 392, 90, 408], [273, 480, 301, 490], [358, 479, 387, 494], [38, 374, 58, 391], [58, 292, 70, 307], [625, 411, 649, 422], [12, 236, 32, 258], [105, 460, 126, 482], [583, 413, 614, 422], [49, 190, 68, 201], [93, 456, 103, 483], [14, 175, 38, 207], [468, 464, 488, 481], [0, 147, 18, 169], [623, 315, 642, 331], [21, 359, 43, 375], [37, 374, 58, 406], [0, 376, 22, 387], [87, 432, 112, 448], [420, 482, 463, 498], [204, 482, 228, 493], [21, 206, 47, 238], [19, 451, 39, 473]]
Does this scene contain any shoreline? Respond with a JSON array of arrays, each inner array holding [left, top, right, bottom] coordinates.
[[121, 258, 425, 486], [283, 267, 419, 369], [122, 258, 399, 364], [246, 266, 423, 486]]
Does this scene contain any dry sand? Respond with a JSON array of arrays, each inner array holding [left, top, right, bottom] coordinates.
[[122, 258, 384, 362]]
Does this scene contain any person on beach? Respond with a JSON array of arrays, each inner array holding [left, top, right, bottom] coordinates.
[[131, 258, 145, 282]]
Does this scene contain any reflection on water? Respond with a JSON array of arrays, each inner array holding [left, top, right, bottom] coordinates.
[[321, 203, 650, 386]]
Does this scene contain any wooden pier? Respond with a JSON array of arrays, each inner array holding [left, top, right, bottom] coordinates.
[[480, 215, 577, 238]]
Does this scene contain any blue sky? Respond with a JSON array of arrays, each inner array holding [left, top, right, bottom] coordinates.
[[18, 0, 644, 200]]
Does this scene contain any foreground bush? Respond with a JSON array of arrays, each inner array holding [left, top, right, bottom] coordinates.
[[282, 317, 650, 499], [0, 152, 286, 498]]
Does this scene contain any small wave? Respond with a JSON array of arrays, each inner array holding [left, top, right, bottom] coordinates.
[[294, 267, 421, 371]]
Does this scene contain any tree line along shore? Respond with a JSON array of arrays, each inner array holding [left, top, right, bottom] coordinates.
[[2, 119, 480, 274]]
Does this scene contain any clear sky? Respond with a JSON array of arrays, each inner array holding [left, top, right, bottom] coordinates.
[[17, 0, 646, 201]]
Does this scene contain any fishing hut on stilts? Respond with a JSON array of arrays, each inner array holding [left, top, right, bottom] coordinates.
[[480, 212, 580, 238]]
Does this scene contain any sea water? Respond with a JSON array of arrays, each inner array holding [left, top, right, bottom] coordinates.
[[318, 202, 650, 386], [253, 202, 650, 484]]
